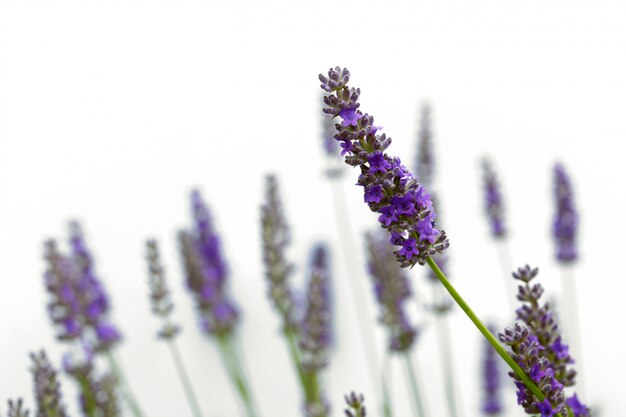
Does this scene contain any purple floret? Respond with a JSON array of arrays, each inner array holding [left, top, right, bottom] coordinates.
[[552, 163, 578, 263]]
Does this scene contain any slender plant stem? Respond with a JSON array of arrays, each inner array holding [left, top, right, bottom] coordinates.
[[167, 340, 204, 417], [560, 266, 586, 398], [494, 239, 517, 313], [105, 351, 146, 417], [329, 179, 381, 388], [402, 352, 427, 417], [425, 257, 546, 402], [284, 329, 310, 396], [216, 334, 259, 417], [431, 299, 460, 417], [381, 350, 394, 417]]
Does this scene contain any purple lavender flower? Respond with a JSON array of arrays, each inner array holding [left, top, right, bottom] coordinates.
[[552, 163, 578, 263], [178, 190, 239, 337], [512, 266, 576, 387], [30, 351, 68, 417], [481, 324, 503, 415], [6, 399, 30, 417], [499, 324, 567, 416], [566, 394, 591, 417], [482, 158, 507, 239], [300, 244, 332, 372], [365, 231, 417, 352], [320, 67, 448, 267], [344, 392, 366, 417], [43, 222, 121, 352], [63, 349, 120, 417], [321, 104, 339, 157], [145, 239, 181, 340], [261, 175, 297, 331], [414, 104, 435, 190]]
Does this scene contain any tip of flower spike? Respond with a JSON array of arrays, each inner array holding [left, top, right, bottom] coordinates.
[[319, 66, 350, 92]]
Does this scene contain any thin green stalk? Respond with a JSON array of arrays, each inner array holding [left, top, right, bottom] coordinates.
[[167, 340, 204, 417], [424, 257, 546, 402], [382, 351, 394, 417], [216, 334, 259, 417], [105, 351, 146, 417], [402, 352, 426, 417], [560, 267, 586, 398], [494, 240, 517, 313], [434, 309, 460, 417], [284, 329, 310, 396]]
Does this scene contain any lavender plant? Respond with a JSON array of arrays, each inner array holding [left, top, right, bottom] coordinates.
[[145, 239, 203, 417], [481, 325, 503, 415], [42, 222, 143, 417], [344, 393, 366, 417], [260, 175, 331, 417], [552, 163, 578, 263], [30, 350, 68, 417], [6, 400, 30, 417], [319, 66, 556, 415], [178, 190, 258, 417]]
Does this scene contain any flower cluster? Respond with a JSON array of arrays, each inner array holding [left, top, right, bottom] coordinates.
[[552, 163, 578, 263], [319, 67, 448, 267], [365, 231, 418, 352], [43, 222, 121, 352], [481, 324, 503, 415], [145, 239, 180, 340], [30, 351, 68, 417], [178, 190, 239, 337], [344, 392, 366, 417], [300, 244, 332, 372], [499, 324, 568, 416], [482, 158, 507, 239], [63, 349, 120, 417], [5, 399, 29, 417], [260, 175, 297, 331]]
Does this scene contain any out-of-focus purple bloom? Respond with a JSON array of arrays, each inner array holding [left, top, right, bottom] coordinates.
[[482, 158, 507, 239], [178, 190, 239, 337], [566, 394, 590, 417], [320, 67, 448, 267], [499, 324, 567, 416], [344, 392, 366, 417], [365, 231, 417, 352], [512, 266, 576, 387], [145, 239, 181, 340], [481, 324, 503, 415], [6, 399, 30, 417], [30, 351, 68, 417], [300, 244, 332, 373], [552, 163, 578, 263], [261, 175, 297, 331], [63, 348, 120, 417], [43, 222, 121, 352], [414, 104, 435, 190]]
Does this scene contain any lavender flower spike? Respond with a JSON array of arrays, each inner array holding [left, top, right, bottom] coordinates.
[[261, 175, 297, 331], [320, 67, 448, 267], [415, 104, 435, 190], [30, 351, 69, 417], [6, 399, 30, 417], [178, 190, 239, 337], [481, 325, 503, 415], [300, 243, 332, 372], [552, 163, 578, 263], [365, 231, 417, 352], [145, 239, 180, 340], [43, 222, 121, 352], [344, 392, 366, 417], [481, 158, 507, 239]]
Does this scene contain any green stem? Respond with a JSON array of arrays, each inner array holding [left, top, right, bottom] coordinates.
[[167, 340, 204, 417], [216, 334, 259, 417], [435, 311, 460, 417], [425, 257, 546, 402], [381, 351, 394, 417], [402, 353, 426, 417], [284, 329, 310, 397], [105, 351, 146, 417]]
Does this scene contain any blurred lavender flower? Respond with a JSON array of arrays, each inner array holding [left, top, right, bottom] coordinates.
[[481, 158, 507, 239], [63, 349, 120, 417], [499, 324, 568, 417], [365, 231, 417, 352], [415, 104, 434, 190], [145, 239, 180, 340], [344, 393, 366, 417], [178, 190, 239, 337], [261, 175, 297, 331], [321, 105, 339, 157], [300, 244, 332, 372], [552, 163, 578, 263], [43, 222, 121, 352], [6, 399, 30, 417], [319, 67, 448, 267], [30, 351, 68, 417], [481, 325, 503, 415]]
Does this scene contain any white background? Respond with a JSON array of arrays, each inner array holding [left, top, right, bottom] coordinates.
[[1, 1, 624, 416]]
